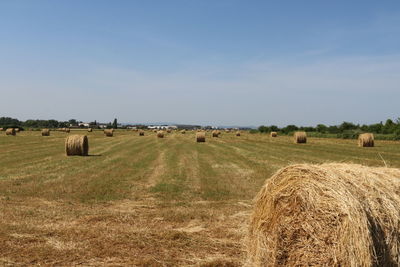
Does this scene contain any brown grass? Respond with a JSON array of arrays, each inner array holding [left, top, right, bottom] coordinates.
[[294, 131, 307, 143], [65, 135, 89, 156], [248, 163, 400, 266], [358, 133, 374, 147]]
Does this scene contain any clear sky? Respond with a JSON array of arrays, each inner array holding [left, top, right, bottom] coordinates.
[[0, 1, 399, 126]]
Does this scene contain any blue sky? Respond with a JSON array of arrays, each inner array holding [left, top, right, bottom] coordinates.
[[0, 1, 399, 126]]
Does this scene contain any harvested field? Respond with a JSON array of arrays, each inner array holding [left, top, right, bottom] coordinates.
[[1, 130, 400, 265]]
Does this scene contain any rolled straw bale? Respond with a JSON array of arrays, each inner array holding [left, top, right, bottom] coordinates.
[[248, 163, 400, 266], [64, 128, 70, 133], [14, 128, 20, 133], [236, 131, 241, 136], [41, 129, 50, 136], [104, 129, 113, 137], [87, 128, 93, 132], [294, 131, 307, 143], [139, 130, 145, 136], [153, 129, 158, 133], [0, 128, 3, 131], [157, 131, 164, 138], [181, 130, 186, 134], [166, 129, 172, 133], [196, 132, 206, 142], [65, 135, 89, 156], [270, 131, 278, 137], [212, 130, 219, 137], [5, 128, 16, 136], [358, 133, 374, 147]]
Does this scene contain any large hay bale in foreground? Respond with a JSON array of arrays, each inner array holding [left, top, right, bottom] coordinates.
[[196, 132, 206, 142], [104, 129, 113, 137], [294, 131, 307, 143], [157, 131, 164, 138], [248, 163, 400, 266], [270, 131, 277, 137], [65, 135, 89, 156], [139, 130, 144, 136], [358, 133, 374, 147], [41, 129, 50, 136], [5, 128, 16, 136]]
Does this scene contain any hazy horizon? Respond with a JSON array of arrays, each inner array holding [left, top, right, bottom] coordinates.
[[1, 1, 399, 126]]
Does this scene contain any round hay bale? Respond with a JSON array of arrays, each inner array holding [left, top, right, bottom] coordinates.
[[153, 129, 158, 133], [41, 129, 50, 136], [139, 130, 145, 136], [270, 131, 278, 137], [0, 128, 3, 131], [157, 131, 164, 138], [358, 133, 374, 147], [294, 131, 307, 143], [248, 163, 400, 266], [166, 129, 172, 133], [87, 128, 93, 132], [65, 135, 89, 156], [212, 130, 219, 137], [236, 131, 241, 136], [64, 128, 70, 133], [196, 132, 206, 142], [5, 128, 16, 136], [181, 130, 186, 134], [14, 128, 20, 133], [104, 129, 113, 137]]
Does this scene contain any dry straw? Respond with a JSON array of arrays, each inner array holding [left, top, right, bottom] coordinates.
[[196, 131, 206, 142], [248, 163, 400, 266], [139, 130, 145, 136], [87, 128, 93, 132], [64, 128, 70, 133], [41, 129, 50, 136], [14, 128, 20, 133], [157, 131, 164, 138], [358, 133, 374, 147], [166, 129, 172, 133], [236, 131, 241, 136], [212, 130, 219, 137], [181, 130, 186, 134], [0, 128, 3, 131], [104, 129, 114, 137], [65, 135, 89, 156], [5, 128, 16, 136], [294, 131, 307, 143], [270, 131, 278, 137]]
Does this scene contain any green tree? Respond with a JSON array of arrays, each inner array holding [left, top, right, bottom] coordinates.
[[112, 118, 118, 129]]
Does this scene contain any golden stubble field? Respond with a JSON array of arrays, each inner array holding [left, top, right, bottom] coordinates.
[[1, 130, 400, 266]]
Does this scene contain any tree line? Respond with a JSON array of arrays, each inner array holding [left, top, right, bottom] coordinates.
[[258, 119, 400, 139], [0, 117, 119, 129]]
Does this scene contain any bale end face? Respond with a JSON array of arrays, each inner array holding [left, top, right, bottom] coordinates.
[[139, 130, 145, 136], [65, 135, 89, 156], [5, 128, 16, 136], [196, 132, 206, 142], [270, 132, 278, 137], [104, 129, 114, 137], [236, 131, 241, 136], [212, 131, 219, 137], [157, 131, 164, 138]]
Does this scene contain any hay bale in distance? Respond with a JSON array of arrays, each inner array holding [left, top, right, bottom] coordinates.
[[65, 135, 89, 156], [157, 131, 164, 138], [139, 130, 144, 136], [5, 128, 16, 136], [104, 129, 113, 137], [41, 129, 50, 136], [166, 129, 172, 133], [248, 163, 400, 266], [236, 131, 241, 136], [180, 130, 186, 134], [294, 131, 307, 143], [212, 130, 219, 137], [358, 133, 374, 147], [64, 128, 70, 133], [270, 131, 278, 137], [196, 131, 206, 142], [87, 128, 93, 132], [0, 128, 3, 131], [14, 128, 20, 133]]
